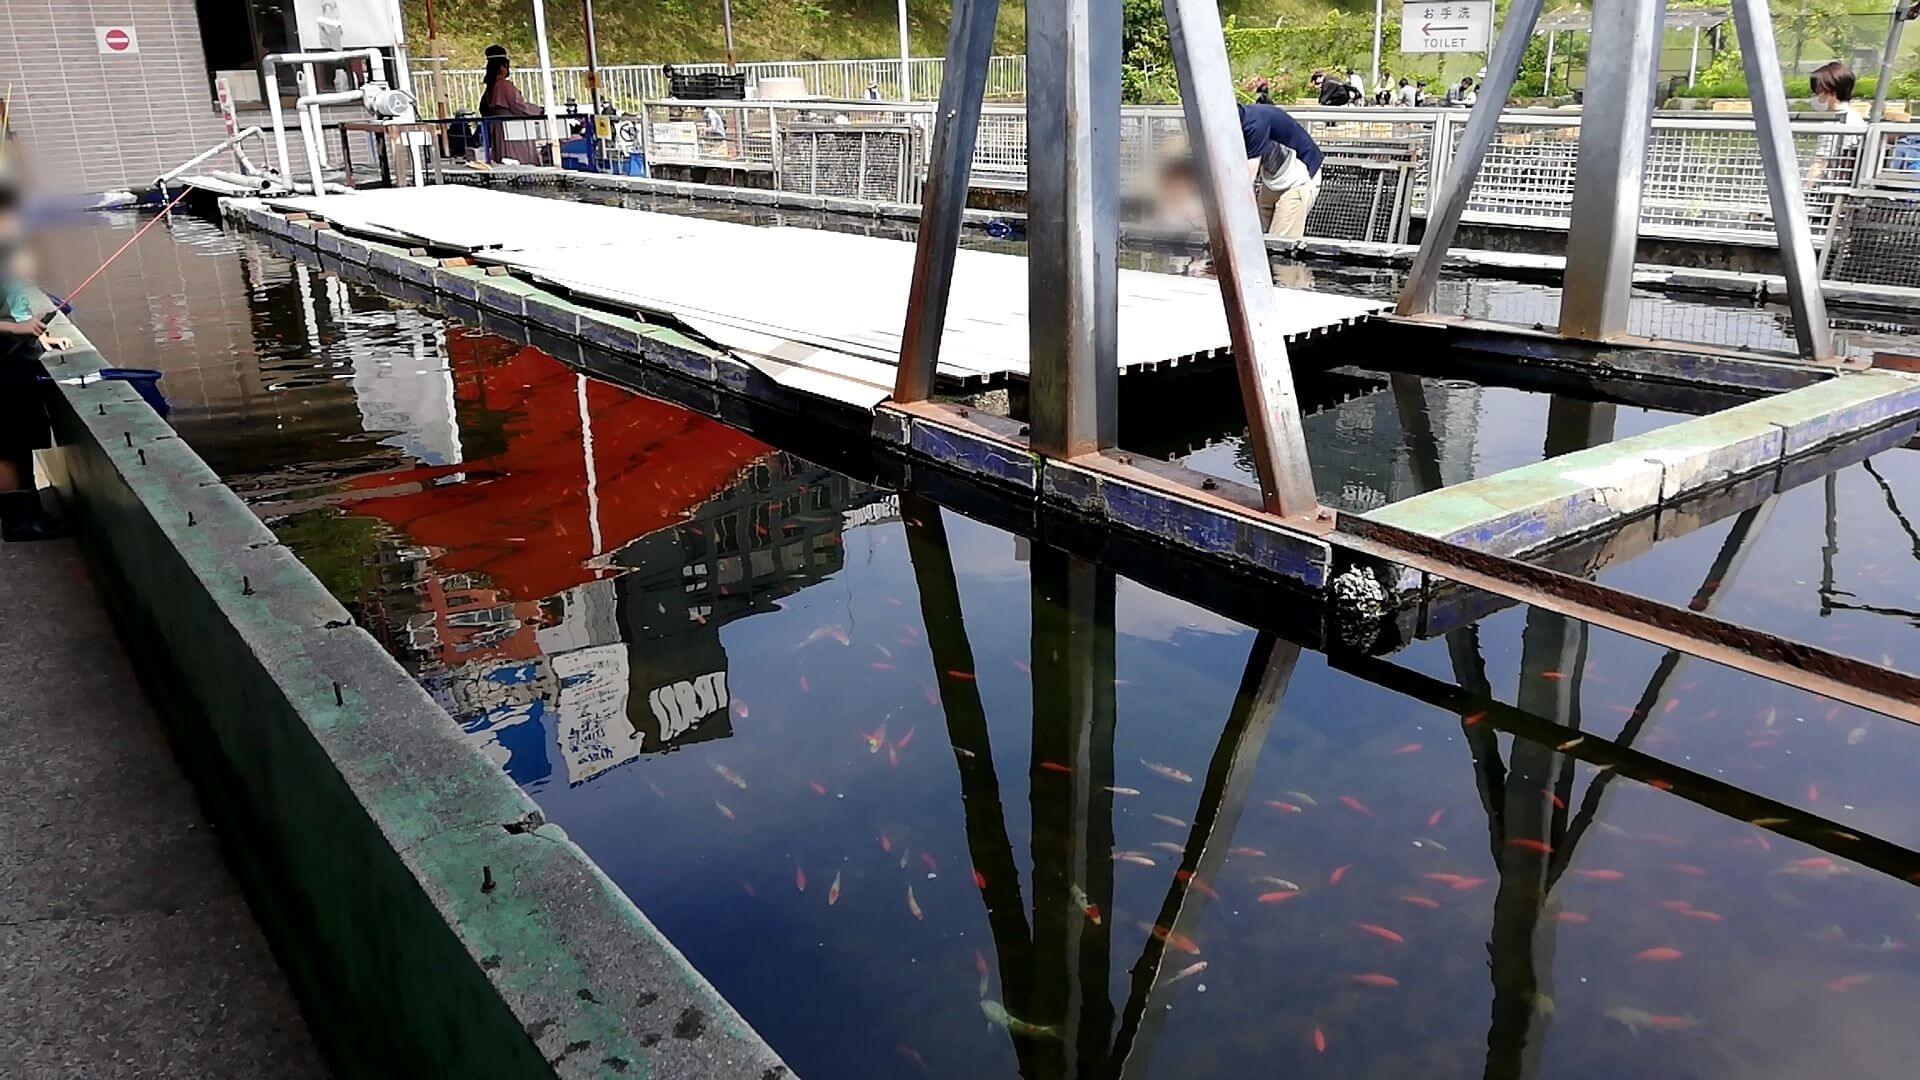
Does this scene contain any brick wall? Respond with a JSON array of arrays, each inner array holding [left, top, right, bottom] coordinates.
[[2, 1, 229, 195]]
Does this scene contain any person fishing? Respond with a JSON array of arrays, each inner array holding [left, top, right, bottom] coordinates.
[[478, 50, 544, 164], [1238, 100, 1324, 239], [0, 176, 70, 541]]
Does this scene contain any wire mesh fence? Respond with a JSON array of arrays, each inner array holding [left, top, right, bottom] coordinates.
[[1825, 193, 1920, 289], [777, 124, 924, 203]]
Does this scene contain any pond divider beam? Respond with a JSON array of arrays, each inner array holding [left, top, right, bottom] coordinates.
[[1397, 0, 1835, 362], [894, 0, 1320, 518]]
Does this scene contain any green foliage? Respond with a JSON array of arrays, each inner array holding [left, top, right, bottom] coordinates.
[[1122, 0, 1179, 103], [272, 510, 391, 604]]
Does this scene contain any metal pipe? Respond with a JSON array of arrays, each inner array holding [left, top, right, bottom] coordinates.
[[261, 49, 387, 188], [583, 0, 604, 116], [295, 68, 331, 194], [1732, 0, 1834, 358], [1544, 30, 1555, 95], [531, 0, 564, 164], [1871, 0, 1912, 123], [898, 0, 913, 100], [156, 127, 268, 189], [1371, 0, 1384, 91], [722, 0, 737, 69]]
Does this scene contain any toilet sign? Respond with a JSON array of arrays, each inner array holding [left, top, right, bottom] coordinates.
[[1400, 2, 1491, 53], [95, 26, 139, 54]]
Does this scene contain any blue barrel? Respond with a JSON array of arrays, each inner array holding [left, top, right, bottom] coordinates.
[[97, 368, 170, 417]]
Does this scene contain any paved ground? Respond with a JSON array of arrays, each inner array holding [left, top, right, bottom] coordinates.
[[0, 536, 329, 1078]]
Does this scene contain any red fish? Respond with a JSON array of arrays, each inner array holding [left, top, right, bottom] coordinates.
[[946, 669, 977, 682], [1540, 670, 1565, 680], [896, 726, 916, 750], [1313, 1027, 1327, 1053], [1174, 870, 1219, 899], [1391, 743, 1422, 756], [973, 869, 988, 889], [1463, 712, 1486, 726], [1039, 761, 1073, 774], [897, 1044, 929, 1073], [1807, 783, 1820, 803], [809, 780, 829, 796], [1681, 909, 1724, 922], [1258, 890, 1303, 904], [1573, 869, 1626, 881], [1542, 788, 1566, 810], [1400, 894, 1441, 909], [1012, 659, 1031, 674], [1427, 809, 1445, 828], [1635, 947, 1683, 963], [880, 834, 893, 853], [1339, 796, 1373, 818], [1657, 900, 1693, 912], [1350, 973, 1399, 988], [733, 701, 751, 719], [1506, 838, 1553, 854], [1790, 856, 1836, 871], [1355, 923, 1405, 944], [1330, 863, 1353, 885], [921, 852, 938, 872], [740, 881, 756, 897], [1423, 872, 1466, 886], [800, 675, 811, 693], [1828, 973, 1870, 992], [1265, 800, 1304, 814], [1149, 925, 1201, 954], [1554, 911, 1589, 924], [1668, 864, 1708, 877], [1449, 877, 1488, 891], [795, 866, 807, 892]]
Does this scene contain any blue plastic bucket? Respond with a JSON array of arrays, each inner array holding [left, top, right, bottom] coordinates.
[[97, 368, 170, 417]]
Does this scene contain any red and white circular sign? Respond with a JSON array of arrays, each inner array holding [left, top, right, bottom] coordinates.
[[94, 26, 139, 55]]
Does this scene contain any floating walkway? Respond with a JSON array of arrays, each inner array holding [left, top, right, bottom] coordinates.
[[264, 185, 1385, 395]]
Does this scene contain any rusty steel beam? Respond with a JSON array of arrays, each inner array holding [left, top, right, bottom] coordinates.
[[1338, 515, 1920, 725]]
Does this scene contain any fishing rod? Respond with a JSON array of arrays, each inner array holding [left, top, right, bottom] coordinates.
[[46, 183, 196, 317]]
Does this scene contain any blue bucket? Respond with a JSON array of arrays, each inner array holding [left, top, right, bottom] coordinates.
[[97, 368, 170, 416]]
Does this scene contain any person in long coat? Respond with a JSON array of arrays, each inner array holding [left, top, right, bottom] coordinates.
[[479, 54, 544, 164]]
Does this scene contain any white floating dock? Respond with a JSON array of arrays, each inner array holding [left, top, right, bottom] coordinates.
[[267, 186, 1384, 387]]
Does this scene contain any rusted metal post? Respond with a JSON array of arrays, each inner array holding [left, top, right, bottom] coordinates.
[[1025, 0, 1121, 457], [1162, 0, 1319, 517], [893, 0, 1001, 402]]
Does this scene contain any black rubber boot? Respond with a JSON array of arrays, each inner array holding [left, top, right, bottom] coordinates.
[[0, 489, 70, 542]]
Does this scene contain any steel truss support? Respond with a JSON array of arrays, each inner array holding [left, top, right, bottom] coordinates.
[[1731, 0, 1835, 359], [895, 0, 1320, 517], [1400, 0, 1834, 361], [1162, 0, 1319, 516]]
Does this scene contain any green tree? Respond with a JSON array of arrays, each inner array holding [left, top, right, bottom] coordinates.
[[1123, 0, 1178, 103]]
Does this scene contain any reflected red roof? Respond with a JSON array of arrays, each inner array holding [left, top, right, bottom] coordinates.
[[340, 332, 768, 602]]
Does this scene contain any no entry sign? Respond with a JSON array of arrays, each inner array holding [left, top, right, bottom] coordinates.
[[1400, 2, 1492, 53], [95, 26, 140, 54]]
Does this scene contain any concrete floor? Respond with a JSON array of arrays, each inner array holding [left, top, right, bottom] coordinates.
[[0, 536, 329, 1078]]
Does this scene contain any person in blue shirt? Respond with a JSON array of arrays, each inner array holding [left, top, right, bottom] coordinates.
[[1238, 102, 1324, 239]]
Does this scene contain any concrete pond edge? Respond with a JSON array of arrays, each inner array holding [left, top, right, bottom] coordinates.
[[33, 308, 791, 1078]]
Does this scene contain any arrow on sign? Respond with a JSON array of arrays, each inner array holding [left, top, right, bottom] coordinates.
[[1423, 22, 1470, 33]]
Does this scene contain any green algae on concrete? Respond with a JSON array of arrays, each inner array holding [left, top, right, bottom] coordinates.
[[33, 307, 791, 1080]]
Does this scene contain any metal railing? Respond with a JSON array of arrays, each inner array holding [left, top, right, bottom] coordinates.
[[636, 100, 930, 176], [414, 56, 1027, 113]]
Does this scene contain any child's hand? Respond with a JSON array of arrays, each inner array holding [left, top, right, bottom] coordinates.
[[38, 333, 70, 351]]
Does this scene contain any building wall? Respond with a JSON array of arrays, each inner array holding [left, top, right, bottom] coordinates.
[[1, 1, 229, 195]]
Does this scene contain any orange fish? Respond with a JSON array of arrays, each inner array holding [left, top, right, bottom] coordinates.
[[880, 834, 893, 853], [1574, 869, 1626, 881], [1330, 863, 1353, 885], [1400, 894, 1441, 910], [1265, 800, 1304, 814], [1542, 788, 1566, 810], [896, 726, 916, 750], [864, 721, 889, 754], [1423, 872, 1466, 886], [828, 871, 843, 906], [1540, 670, 1565, 680], [1339, 795, 1373, 817], [973, 869, 988, 889], [1427, 809, 1445, 828], [1507, 838, 1553, 854], [1039, 761, 1073, 774], [1356, 923, 1405, 944], [1668, 864, 1708, 877], [1350, 973, 1399, 988], [975, 949, 990, 978], [946, 669, 977, 682], [1174, 870, 1220, 900], [1313, 1027, 1327, 1053], [1790, 856, 1836, 870], [907, 885, 924, 920], [1149, 925, 1201, 954], [1828, 973, 1870, 992], [1657, 900, 1693, 912], [795, 866, 807, 892], [1391, 743, 1422, 756], [1807, 783, 1820, 803], [1463, 712, 1486, 726], [1681, 909, 1724, 922], [1635, 947, 1683, 963], [715, 802, 736, 820], [1449, 877, 1488, 891], [1230, 847, 1267, 858], [1258, 890, 1304, 904], [1554, 911, 1589, 924], [809, 780, 829, 795]]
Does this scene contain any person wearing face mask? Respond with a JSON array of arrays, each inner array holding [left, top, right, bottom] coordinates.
[[1809, 61, 1866, 127], [0, 177, 71, 541]]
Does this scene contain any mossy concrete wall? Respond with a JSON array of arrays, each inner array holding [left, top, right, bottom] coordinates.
[[33, 313, 790, 1079]]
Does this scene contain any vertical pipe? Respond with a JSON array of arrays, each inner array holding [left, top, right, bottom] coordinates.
[[1871, 0, 1910, 122], [425, 0, 449, 119], [1689, 26, 1701, 86], [1732, 0, 1834, 358], [1544, 30, 1555, 96], [531, 0, 563, 164], [1372, 0, 1384, 91], [1396, 0, 1547, 315], [1026, 0, 1121, 458], [1163, 0, 1318, 516], [899, 0, 913, 100], [583, 0, 603, 117], [1559, 0, 1661, 341], [893, 0, 1002, 402], [722, 0, 737, 69], [265, 59, 293, 184]]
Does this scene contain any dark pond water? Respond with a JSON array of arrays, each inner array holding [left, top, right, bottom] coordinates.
[[53, 209, 1920, 1079]]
